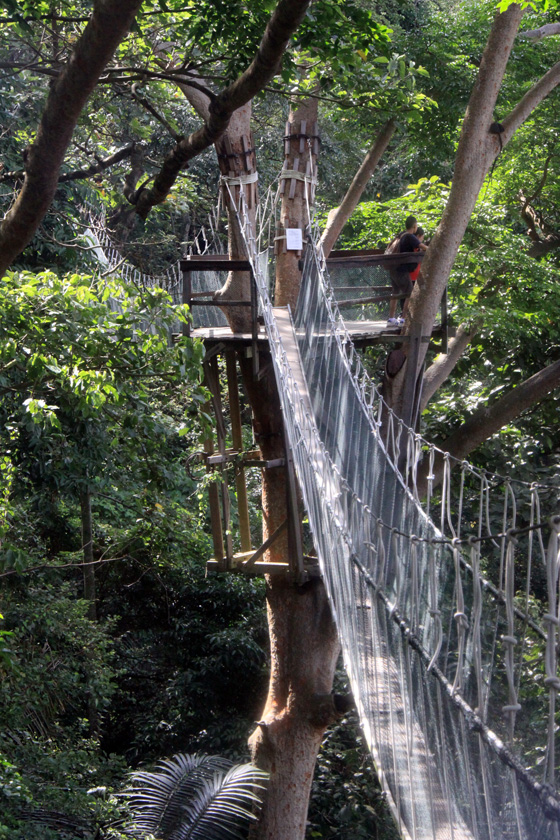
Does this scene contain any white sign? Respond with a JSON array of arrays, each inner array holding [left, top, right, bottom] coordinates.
[[285, 228, 303, 250]]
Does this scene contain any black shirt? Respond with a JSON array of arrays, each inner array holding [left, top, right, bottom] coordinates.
[[397, 232, 421, 273]]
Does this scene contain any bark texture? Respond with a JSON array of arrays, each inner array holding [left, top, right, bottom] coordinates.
[[320, 119, 396, 258], [275, 97, 319, 309], [420, 321, 481, 412], [0, 0, 143, 276], [241, 356, 340, 840], [387, 4, 560, 421], [240, 96, 339, 840], [133, 0, 312, 219]]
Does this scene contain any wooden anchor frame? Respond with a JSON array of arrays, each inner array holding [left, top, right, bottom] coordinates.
[[181, 256, 260, 378], [200, 346, 317, 584]]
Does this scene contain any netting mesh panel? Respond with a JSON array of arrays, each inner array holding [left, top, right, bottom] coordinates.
[[327, 260, 394, 320], [225, 175, 560, 839], [168, 269, 228, 329], [284, 246, 560, 840]]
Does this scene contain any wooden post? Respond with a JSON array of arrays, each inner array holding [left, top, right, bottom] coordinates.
[[282, 425, 305, 582], [203, 412, 225, 565], [250, 267, 259, 377], [226, 350, 252, 553], [205, 354, 234, 566], [182, 267, 192, 337]]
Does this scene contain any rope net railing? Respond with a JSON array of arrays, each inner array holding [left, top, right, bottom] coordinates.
[[223, 175, 560, 840], [83, 202, 228, 330], [84, 183, 560, 839]]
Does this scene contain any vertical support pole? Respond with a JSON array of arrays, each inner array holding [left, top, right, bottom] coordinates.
[[203, 411, 225, 566], [401, 323, 423, 431], [182, 267, 192, 337], [226, 351, 252, 553], [398, 322, 424, 471], [205, 354, 234, 567]]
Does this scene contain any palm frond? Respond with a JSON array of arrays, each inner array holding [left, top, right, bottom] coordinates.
[[124, 753, 233, 838], [172, 763, 269, 840], [123, 752, 268, 840]]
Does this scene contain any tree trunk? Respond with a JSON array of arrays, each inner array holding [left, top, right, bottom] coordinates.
[[275, 97, 319, 309], [0, 0, 143, 276], [386, 4, 526, 417], [221, 95, 341, 840], [420, 320, 481, 411]]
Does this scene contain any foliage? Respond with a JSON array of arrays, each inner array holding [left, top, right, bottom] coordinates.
[[338, 173, 560, 477], [308, 708, 400, 840], [122, 752, 268, 840]]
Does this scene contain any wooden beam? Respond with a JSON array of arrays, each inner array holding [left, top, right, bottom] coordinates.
[[242, 519, 288, 570], [181, 258, 252, 272], [204, 355, 234, 566]]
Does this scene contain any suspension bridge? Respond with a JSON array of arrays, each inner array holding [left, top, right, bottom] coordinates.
[[84, 188, 560, 840]]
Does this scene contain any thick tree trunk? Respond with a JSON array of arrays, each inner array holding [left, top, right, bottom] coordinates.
[[241, 355, 340, 840], [275, 97, 319, 309], [214, 103, 258, 332], [420, 320, 481, 412], [209, 95, 341, 840], [386, 4, 526, 417]]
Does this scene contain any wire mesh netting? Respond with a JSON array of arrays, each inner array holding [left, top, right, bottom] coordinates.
[[328, 258, 397, 321], [226, 179, 560, 840], [86, 183, 560, 840]]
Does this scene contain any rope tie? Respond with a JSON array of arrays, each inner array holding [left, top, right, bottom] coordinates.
[[502, 534, 520, 734], [451, 540, 468, 694]]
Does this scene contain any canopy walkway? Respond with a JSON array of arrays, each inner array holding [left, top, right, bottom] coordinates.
[[85, 196, 560, 840]]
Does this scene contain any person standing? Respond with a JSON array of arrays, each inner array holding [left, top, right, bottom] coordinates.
[[386, 216, 425, 325]]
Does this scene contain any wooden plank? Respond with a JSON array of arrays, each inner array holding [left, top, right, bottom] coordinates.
[[205, 355, 234, 565], [207, 559, 291, 575], [289, 157, 299, 199], [299, 119, 306, 154], [202, 404, 225, 565], [242, 519, 288, 570]]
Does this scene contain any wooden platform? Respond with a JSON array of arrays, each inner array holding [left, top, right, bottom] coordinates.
[[190, 318, 444, 348]]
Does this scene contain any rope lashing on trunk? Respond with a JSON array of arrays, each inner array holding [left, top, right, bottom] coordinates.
[[220, 171, 259, 186]]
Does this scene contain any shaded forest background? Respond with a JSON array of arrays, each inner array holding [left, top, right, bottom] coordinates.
[[0, 0, 559, 837]]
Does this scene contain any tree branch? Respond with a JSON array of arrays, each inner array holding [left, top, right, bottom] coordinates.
[[58, 142, 136, 181], [501, 59, 560, 143], [131, 83, 183, 142], [519, 22, 560, 41], [420, 320, 481, 411], [422, 359, 560, 488], [320, 119, 396, 258], [0, 0, 144, 276], [133, 0, 312, 219]]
